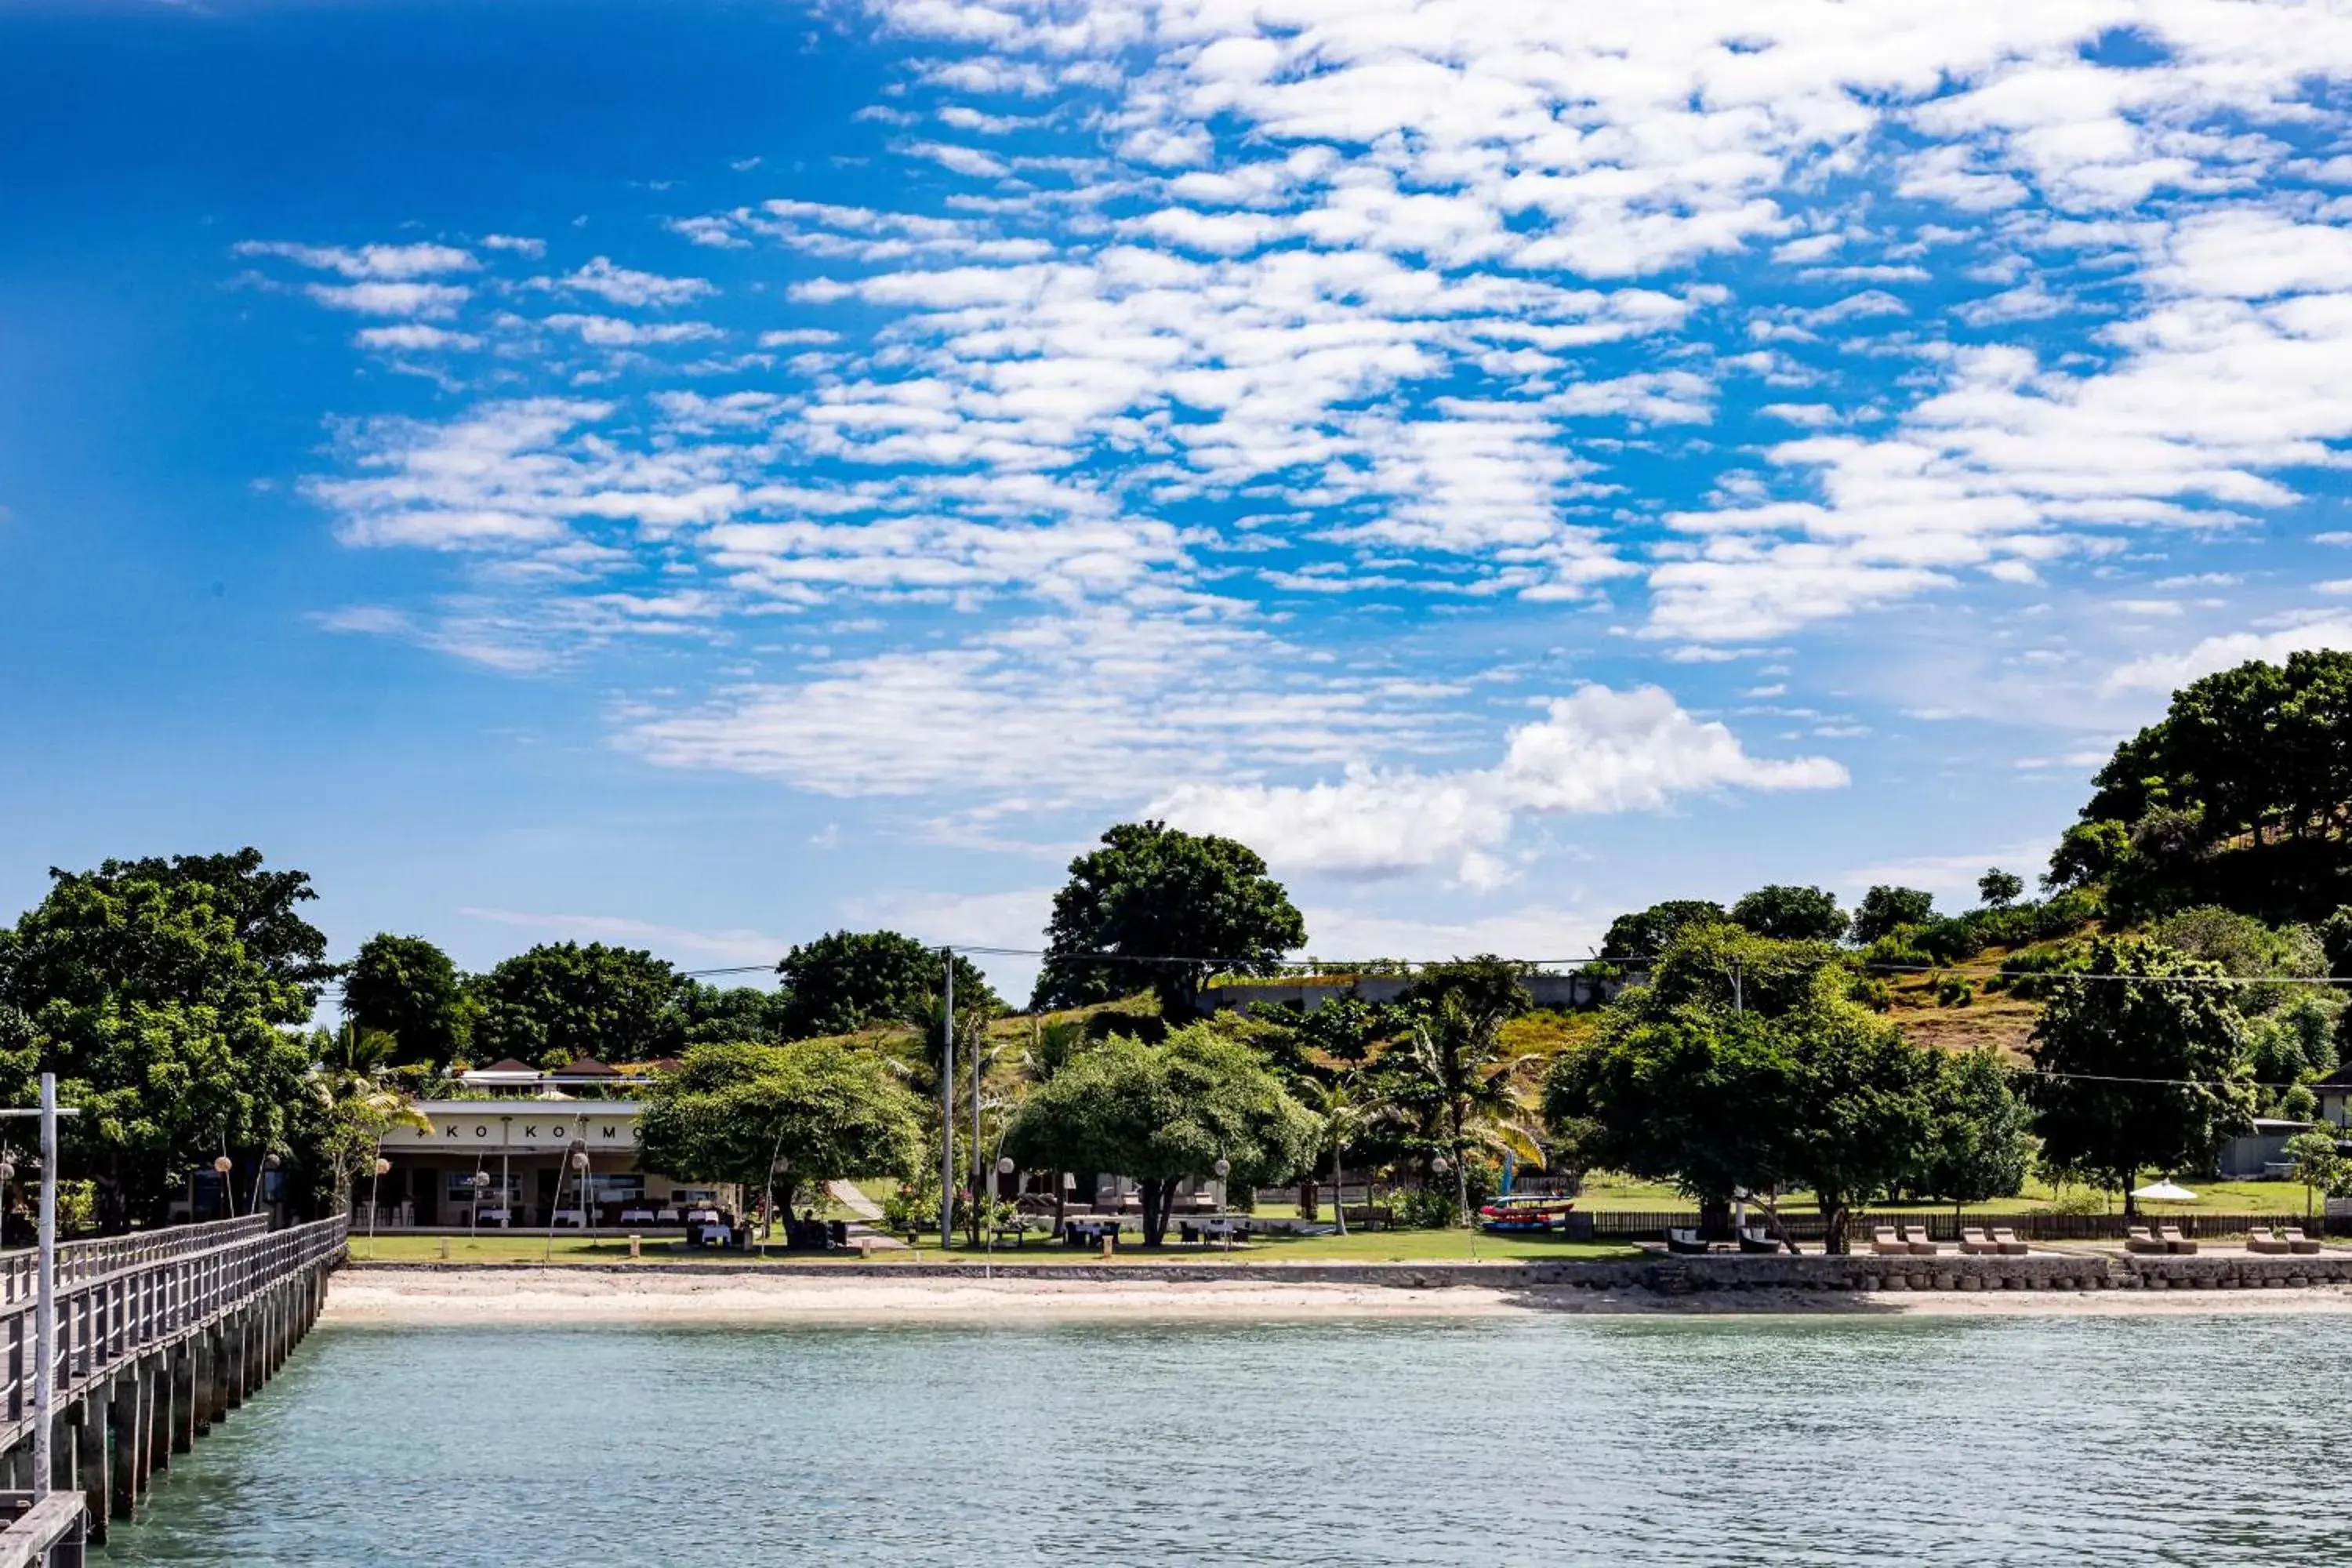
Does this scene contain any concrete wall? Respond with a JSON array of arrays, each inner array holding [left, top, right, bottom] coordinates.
[[1203, 970, 1629, 1014]]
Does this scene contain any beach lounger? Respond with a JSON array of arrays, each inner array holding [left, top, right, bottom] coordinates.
[[1871, 1226, 1910, 1257], [2124, 1226, 2167, 1254], [2158, 1223, 2197, 1255], [1991, 1226, 2028, 1256], [1958, 1227, 1998, 1255], [2248, 1227, 2291, 1255], [1737, 1226, 1778, 1254], [1665, 1228, 1711, 1255], [1903, 1223, 1942, 1256], [2281, 1227, 2323, 1255]]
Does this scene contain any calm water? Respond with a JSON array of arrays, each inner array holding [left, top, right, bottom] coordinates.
[[95, 1313, 2349, 1566]]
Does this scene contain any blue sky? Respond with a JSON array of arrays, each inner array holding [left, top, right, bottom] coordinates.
[[7, 0, 2352, 1001]]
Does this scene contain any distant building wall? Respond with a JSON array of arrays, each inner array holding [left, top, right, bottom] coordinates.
[[1202, 970, 1633, 1014]]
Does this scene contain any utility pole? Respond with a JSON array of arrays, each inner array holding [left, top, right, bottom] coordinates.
[[939, 948, 955, 1249], [970, 970, 982, 1246]]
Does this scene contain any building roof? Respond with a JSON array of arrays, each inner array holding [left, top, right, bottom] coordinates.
[[480, 1058, 538, 1076], [551, 1058, 621, 1077], [2316, 1062, 2352, 1089]]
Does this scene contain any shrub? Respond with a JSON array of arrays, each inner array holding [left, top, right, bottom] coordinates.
[[1395, 1184, 1461, 1229], [1915, 917, 1987, 965], [1936, 976, 1975, 1008], [1847, 975, 1893, 1011], [880, 1175, 939, 1236]]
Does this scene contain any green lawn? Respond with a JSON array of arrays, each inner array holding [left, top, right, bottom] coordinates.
[[343, 1229, 1640, 1266]]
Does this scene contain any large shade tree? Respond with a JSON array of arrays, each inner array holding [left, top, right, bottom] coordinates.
[[342, 933, 470, 1068], [1730, 884, 1850, 943], [1545, 924, 1939, 1252], [1032, 822, 1307, 1016], [0, 851, 326, 1227], [1597, 900, 1726, 962], [1850, 885, 1936, 946], [1003, 1024, 1316, 1245], [2025, 935, 2256, 1211], [775, 931, 999, 1040], [469, 942, 685, 1068], [636, 1040, 925, 1217]]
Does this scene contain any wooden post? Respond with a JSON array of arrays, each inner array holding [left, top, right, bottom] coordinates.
[[108, 1370, 139, 1519], [149, 1356, 172, 1477], [172, 1338, 194, 1453], [75, 1390, 107, 1544]]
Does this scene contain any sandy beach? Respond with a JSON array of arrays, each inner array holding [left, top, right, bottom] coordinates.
[[321, 1266, 2352, 1323]]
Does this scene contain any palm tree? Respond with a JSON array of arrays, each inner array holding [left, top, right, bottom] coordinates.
[[311, 1025, 432, 1214], [1399, 960, 1547, 1226], [1296, 1073, 1398, 1237]]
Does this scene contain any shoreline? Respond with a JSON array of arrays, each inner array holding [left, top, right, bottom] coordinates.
[[321, 1265, 2352, 1323]]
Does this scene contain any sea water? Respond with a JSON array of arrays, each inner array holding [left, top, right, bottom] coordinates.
[[95, 1313, 2351, 1566]]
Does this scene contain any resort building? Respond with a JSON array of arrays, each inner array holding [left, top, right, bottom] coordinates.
[[2318, 1062, 2352, 1130], [356, 1060, 732, 1230]]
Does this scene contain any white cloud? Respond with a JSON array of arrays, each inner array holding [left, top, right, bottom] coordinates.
[[306, 281, 471, 318], [354, 325, 481, 352], [549, 256, 715, 307], [542, 314, 723, 347], [456, 906, 786, 966], [2104, 616, 2352, 693], [1149, 684, 1847, 878], [237, 240, 477, 278]]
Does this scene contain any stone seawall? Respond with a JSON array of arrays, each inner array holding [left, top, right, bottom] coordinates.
[[352, 1253, 2352, 1294]]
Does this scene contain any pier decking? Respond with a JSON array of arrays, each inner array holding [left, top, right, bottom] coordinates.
[[0, 1213, 346, 1565]]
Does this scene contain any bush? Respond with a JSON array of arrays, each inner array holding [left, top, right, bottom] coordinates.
[[2031, 888, 2102, 940], [1862, 933, 1933, 974], [1936, 976, 1975, 1008], [1847, 975, 1893, 1011], [1997, 944, 2089, 1000], [880, 1176, 939, 1236], [1395, 1184, 1461, 1229]]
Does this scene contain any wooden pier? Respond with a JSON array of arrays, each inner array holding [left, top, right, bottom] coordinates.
[[0, 1214, 347, 1564]]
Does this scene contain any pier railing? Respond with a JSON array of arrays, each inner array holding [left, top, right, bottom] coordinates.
[[0, 1214, 347, 1431]]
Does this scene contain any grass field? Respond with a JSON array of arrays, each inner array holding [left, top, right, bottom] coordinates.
[[343, 1230, 1642, 1266]]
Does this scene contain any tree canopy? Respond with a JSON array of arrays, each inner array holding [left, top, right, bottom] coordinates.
[[636, 1039, 924, 1208], [470, 942, 685, 1068], [2053, 652, 2352, 921], [2024, 935, 2256, 1208], [0, 851, 325, 1225], [1850, 885, 1935, 945], [775, 930, 998, 1040], [1003, 1022, 1315, 1244], [1598, 899, 1726, 961], [1729, 884, 1850, 943], [343, 933, 470, 1067], [1544, 924, 1938, 1251], [1032, 821, 1307, 1015]]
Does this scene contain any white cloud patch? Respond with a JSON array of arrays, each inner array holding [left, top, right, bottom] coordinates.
[[2104, 617, 2352, 693], [1149, 684, 1847, 879]]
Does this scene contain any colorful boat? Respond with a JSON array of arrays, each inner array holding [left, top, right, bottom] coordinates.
[[1477, 1193, 1576, 1233]]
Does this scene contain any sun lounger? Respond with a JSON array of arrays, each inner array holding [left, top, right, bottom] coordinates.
[[1958, 1227, 1998, 1255], [1871, 1226, 1910, 1257], [1737, 1226, 1778, 1254], [2249, 1228, 2291, 1255], [2281, 1227, 2323, 1255], [1665, 1228, 1711, 1255], [2124, 1226, 2167, 1254], [2158, 1223, 2196, 1255], [1991, 1226, 2028, 1256], [1903, 1223, 1942, 1256]]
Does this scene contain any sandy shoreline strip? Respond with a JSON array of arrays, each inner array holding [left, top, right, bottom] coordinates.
[[322, 1267, 2352, 1323]]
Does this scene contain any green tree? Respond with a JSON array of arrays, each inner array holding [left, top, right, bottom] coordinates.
[[1976, 869, 2024, 909], [636, 1040, 925, 1219], [2024, 936, 2256, 1212], [1730, 884, 1849, 943], [1914, 1048, 2032, 1219], [289, 1025, 431, 1214], [342, 934, 470, 1067], [1033, 822, 1307, 1016], [1545, 926, 1938, 1252], [676, 982, 794, 1047], [1851, 885, 1936, 945], [1598, 900, 1726, 961], [1397, 959, 1543, 1225], [470, 942, 684, 1068], [0, 852, 325, 1226], [775, 931, 998, 1040], [1003, 1023, 1316, 1245], [2282, 1128, 2347, 1218]]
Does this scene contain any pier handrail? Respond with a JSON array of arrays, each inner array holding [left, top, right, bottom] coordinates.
[[0, 1214, 347, 1438]]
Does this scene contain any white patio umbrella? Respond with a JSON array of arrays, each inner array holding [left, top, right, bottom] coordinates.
[[2129, 1178, 2198, 1203]]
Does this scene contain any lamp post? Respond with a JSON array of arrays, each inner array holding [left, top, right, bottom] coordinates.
[[249, 1151, 281, 1219], [470, 1169, 491, 1240], [368, 1156, 391, 1248], [983, 1155, 1016, 1278], [546, 1142, 588, 1264]]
